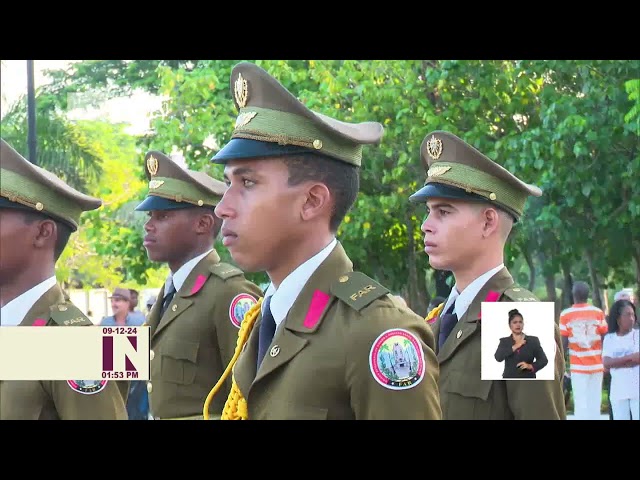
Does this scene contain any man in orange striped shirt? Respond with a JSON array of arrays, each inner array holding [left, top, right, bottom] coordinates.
[[560, 281, 608, 420]]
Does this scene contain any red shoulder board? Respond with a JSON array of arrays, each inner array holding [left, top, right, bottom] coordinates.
[[190, 274, 208, 295], [303, 290, 331, 329]]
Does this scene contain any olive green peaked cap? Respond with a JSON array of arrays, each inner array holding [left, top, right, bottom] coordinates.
[[0, 138, 102, 231], [409, 131, 542, 220], [135, 150, 227, 211], [212, 62, 384, 167]]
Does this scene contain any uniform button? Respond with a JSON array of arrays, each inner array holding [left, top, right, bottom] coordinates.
[[147, 382, 153, 393], [171, 304, 178, 312], [150, 350, 155, 361]]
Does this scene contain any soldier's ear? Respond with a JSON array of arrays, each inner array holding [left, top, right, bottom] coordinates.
[[194, 211, 215, 235], [300, 183, 331, 223], [481, 207, 500, 238], [33, 218, 57, 249]]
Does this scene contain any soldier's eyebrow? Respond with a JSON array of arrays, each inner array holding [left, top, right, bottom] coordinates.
[[426, 201, 456, 210], [223, 166, 255, 181]]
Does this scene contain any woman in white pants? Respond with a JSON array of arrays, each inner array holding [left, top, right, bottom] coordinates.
[[602, 300, 639, 420]]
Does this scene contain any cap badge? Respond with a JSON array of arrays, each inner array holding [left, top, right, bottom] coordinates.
[[234, 73, 249, 108], [147, 155, 159, 176], [427, 165, 451, 177], [235, 111, 257, 129], [149, 180, 165, 189], [426, 135, 443, 160]]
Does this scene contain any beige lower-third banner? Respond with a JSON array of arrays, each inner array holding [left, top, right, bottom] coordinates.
[[0, 325, 150, 380]]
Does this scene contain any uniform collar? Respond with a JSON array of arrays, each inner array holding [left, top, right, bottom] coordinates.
[[168, 248, 215, 293], [264, 238, 337, 329], [444, 263, 505, 319], [0, 276, 57, 326]]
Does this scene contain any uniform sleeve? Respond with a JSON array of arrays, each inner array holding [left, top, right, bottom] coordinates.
[[345, 303, 442, 420], [213, 277, 262, 369], [505, 324, 566, 420], [494, 338, 514, 362], [47, 380, 128, 420]]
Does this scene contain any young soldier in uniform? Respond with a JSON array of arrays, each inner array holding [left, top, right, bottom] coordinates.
[[136, 151, 262, 420], [411, 131, 566, 420], [205, 62, 441, 420], [0, 138, 128, 420]]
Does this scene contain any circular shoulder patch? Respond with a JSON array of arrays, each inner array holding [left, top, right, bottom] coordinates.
[[369, 329, 425, 390], [229, 293, 258, 328], [67, 380, 108, 395]]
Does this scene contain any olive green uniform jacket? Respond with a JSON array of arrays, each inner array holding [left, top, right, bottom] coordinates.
[[233, 242, 442, 420], [0, 285, 128, 420], [147, 250, 262, 419], [432, 267, 566, 420]]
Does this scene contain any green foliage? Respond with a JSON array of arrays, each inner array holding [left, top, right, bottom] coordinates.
[[30, 60, 639, 310]]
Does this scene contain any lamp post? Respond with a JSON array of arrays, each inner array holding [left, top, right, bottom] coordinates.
[[27, 60, 37, 165]]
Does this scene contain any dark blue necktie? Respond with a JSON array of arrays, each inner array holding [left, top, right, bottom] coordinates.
[[438, 300, 458, 350], [256, 296, 276, 370], [160, 279, 176, 318]]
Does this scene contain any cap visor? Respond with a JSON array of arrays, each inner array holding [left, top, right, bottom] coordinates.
[[135, 195, 196, 212], [211, 138, 314, 163], [409, 182, 490, 204]]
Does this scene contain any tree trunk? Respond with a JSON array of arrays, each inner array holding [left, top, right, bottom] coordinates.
[[633, 246, 640, 307], [537, 251, 557, 302], [404, 209, 428, 316], [544, 272, 557, 302], [561, 263, 574, 308], [523, 248, 536, 292], [584, 249, 603, 309]]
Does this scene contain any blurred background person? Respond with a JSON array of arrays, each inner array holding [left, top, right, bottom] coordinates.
[[100, 287, 144, 327], [602, 299, 639, 420], [128, 288, 146, 324]]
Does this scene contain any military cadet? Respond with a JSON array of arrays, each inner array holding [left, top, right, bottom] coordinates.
[[0, 138, 128, 420], [410, 131, 566, 420], [136, 150, 263, 420], [204, 62, 441, 420]]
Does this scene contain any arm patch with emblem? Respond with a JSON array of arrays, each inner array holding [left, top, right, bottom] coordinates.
[[210, 262, 244, 280], [49, 303, 93, 326], [330, 272, 390, 312], [502, 286, 539, 302]]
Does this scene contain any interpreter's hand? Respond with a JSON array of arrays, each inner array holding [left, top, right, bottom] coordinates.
[[517, 362, 533, 371]]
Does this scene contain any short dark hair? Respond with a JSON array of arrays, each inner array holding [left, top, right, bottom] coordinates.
[[572, 281, 590, 303], [508, 308, 523, 324], [606, 299, 636, 334], [21, 211, 73, 261], [281, 153, 359, 233]]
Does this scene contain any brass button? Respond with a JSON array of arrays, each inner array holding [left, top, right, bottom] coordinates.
[[197, 200, 204, 206], [270, 345, 280, 357], [150, 350, 155, 361], [175, 194, 183, 202], [58, 305, 67, 311], [147, 382, 153, 393], [312, 139, 323, 149], [171, 304, 178, 312], [456, 330, 462, 339], [489, 192, 497, 201], [36, 202, 44, 211], [339, 275, 349, 283]]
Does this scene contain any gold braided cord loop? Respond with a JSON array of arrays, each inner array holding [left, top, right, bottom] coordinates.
[[202, 297, 263, 420], [425, 302, 444, 324]]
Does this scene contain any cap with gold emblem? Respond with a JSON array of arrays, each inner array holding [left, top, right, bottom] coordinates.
[[211, 62, 384, 167], [0, 138, 102, 231], [135, 150, 227, 211], [408, 131, 542, 221]]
